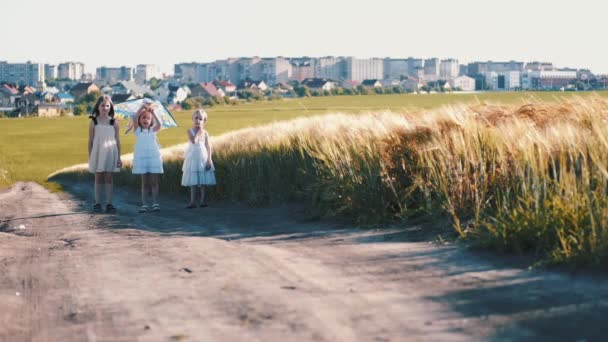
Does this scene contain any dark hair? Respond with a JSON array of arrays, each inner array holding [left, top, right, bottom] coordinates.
[[89, 95, 115, 125]]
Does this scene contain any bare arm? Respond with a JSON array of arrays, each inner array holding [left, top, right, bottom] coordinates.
[[152, 110, 162, 133], [132, 109, 141, 131], [88, 121, 95, 157], [114, 121, 122, 167], [204, 131, 213, 167], [124, 121, 133, 135]]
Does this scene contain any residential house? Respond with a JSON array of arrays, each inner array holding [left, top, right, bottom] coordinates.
[[111, 81, 151, 98], [152, 83, 170, 103], [101, 85, 113, 95], [274, 83, 294, 97], [381, 79, 401, 88], [166, 84, 189, 104], [70, 82, 100, 99], [15, 93, 41, 116], [41, 92, 55, 102], [111, 94, 136, 104], [426, 80, 451, 91], [37, 103, 63, 117], [53, 92, 75, 104], [361, 79, 383, 88], [236, 80, 268, 92], [0, 88, 13, 107], [190, 82, 222, 98], [19, 85, 36, 95], [301, 78, 336, 91], [1, 84, 19, 106], [400, 77, 424, 92], [340, 80, 361, 89], [213, 80, 237, 98], [44, 86, 60, 95], [450, 75, 476, 91]]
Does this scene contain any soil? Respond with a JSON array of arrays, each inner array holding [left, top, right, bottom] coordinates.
[[1, 181, 607, 341]]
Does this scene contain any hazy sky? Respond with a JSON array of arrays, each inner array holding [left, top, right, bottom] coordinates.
[[4, 0, 608, 74]]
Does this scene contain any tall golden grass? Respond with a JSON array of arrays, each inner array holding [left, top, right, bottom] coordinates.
[[51, 96, 608, 267]]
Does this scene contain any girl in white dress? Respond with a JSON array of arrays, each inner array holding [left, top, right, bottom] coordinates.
[[88, 95, 122, 213], [127, 103, 164, 212], [181, 109, 216, 208]]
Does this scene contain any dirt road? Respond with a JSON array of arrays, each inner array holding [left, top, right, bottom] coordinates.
[[1, 182, 607, 341]]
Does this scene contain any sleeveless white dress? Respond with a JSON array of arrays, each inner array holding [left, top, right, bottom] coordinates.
[[132, 128, 163, 174], [181, 129, 216, 186], [89, 123, 119, 173]]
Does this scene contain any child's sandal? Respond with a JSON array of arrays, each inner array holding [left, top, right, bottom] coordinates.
[[138, 205, 149, 213], [185, 203, 197, 209], [151, 204, 160, 212], [93, 203, 102, 213], [105, 204, 117, 214]]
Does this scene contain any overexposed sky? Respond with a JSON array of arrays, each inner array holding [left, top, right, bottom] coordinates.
[[4, 0, 608, 74]]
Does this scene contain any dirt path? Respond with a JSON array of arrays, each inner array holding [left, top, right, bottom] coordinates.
[[1, 182, 607, 341]]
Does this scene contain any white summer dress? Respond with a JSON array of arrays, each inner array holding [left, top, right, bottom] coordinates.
[[181, 129, 216, 186], [132, 128, 164, 174], [88, 122, 119, 173]]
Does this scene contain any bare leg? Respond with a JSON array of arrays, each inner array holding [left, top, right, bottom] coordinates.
[[189, 186, 197, 206], [150, 174, 159, 204], [94, 173, 103, 204], [140, 174, 147, 205], [201, 186, 207, 206], [104, 172, 113, 205]]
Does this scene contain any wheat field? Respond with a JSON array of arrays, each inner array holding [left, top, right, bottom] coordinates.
[[51, 95, 608, 267]]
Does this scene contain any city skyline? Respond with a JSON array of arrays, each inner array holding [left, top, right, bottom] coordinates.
[[4, 0, 608, 74]]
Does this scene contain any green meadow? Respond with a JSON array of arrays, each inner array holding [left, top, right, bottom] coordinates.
[[1, 91, 607, 191]]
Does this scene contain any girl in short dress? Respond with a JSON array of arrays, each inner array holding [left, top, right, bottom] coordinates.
[[128, 103, 164, 212], [88, 95, 122, 213], [181, 109, 216, 208]]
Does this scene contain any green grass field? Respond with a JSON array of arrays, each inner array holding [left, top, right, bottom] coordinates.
[[1, 91, 607, 190]]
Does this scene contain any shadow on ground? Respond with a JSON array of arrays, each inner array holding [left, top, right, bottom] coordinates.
[[53, 179, 608, 341], [54, 178, 451, 244]]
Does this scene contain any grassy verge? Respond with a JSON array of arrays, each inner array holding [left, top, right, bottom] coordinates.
[[2, 92, 608, 190], [52, 95, 608, 267]]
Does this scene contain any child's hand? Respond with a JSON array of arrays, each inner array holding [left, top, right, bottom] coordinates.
[[205, 162, 212, 171], [117, 159, 123, 168]]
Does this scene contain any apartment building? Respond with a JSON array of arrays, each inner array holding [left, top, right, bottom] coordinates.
[[314, 56, 344, 80], [467, 61, 524, 74], [524, 62, 553, 71], [174, 63, 200, 83], [259, 57, 291, 85], [96, 66, 134, 83], [484, 71, 521, 90], [0, 61, 45, 86], [407, 58, 424, 77], [344, 57, 383, 82], [290, 59, 314, 82], [135, 64, 162, 84], [45, 64, 58, 80], [383, 58, 409, 80], [58, 62, 85, 80], [214, 58, 241, 83], [424, 58, 440, 77], [522, 70, 577, 90], [440, 59, 459, 79]]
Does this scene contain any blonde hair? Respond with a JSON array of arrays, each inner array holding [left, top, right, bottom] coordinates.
[[137, 103, 156, 129], [192, 109, 207, 121]]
